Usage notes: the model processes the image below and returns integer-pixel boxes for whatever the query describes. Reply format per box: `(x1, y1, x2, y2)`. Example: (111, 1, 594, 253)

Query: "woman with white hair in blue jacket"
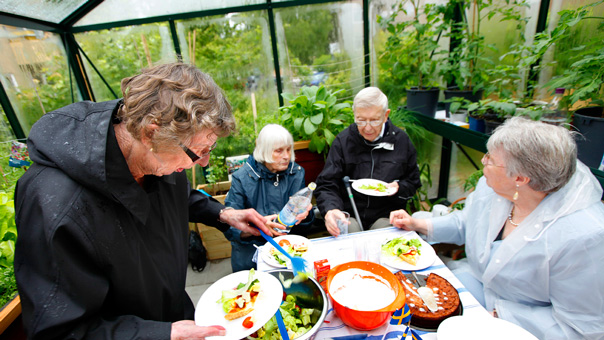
(391, 117, 604, 339)
(223, 124, 314, 272)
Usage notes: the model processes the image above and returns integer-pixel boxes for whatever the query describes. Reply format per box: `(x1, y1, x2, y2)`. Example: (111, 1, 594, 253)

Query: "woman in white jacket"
(390, 117, 604, 339)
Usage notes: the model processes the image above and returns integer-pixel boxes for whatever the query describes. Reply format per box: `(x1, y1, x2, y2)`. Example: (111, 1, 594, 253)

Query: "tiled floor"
(185, 257, 233, 305)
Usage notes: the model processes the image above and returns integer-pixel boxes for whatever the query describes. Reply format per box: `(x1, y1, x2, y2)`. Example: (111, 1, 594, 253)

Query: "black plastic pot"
(443, 87, 484, 116)
(573, 106, 604, 168)
(406, 87, 440, 118)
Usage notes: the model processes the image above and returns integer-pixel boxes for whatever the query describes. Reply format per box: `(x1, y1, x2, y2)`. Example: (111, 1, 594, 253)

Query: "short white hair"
(253, 124, 295, 164)
(353, 87, 388, 115)
(487, 117, 577, 193)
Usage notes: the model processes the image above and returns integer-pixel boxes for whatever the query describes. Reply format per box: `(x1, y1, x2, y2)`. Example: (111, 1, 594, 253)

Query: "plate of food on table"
(194, 269, 283, 340)
(380, 235, 436, 270)
(352, 178, 397, 196)
(394, 271, 462, 331)
(262, 234, 311, 268)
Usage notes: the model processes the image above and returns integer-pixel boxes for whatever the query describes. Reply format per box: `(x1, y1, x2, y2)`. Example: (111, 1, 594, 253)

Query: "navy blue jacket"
(224, 155, 314, 240)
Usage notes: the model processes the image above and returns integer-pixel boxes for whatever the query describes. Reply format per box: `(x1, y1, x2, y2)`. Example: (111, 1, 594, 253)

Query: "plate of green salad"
(352, 178, 397, 196)
(380, 235, 437, 270)
(262, 235, 311, 268)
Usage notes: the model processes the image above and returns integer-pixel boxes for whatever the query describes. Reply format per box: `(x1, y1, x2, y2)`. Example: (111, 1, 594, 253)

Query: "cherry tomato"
(279, 239, 291, 247)
(282, 291, 287, 301)
(242, 316, 254, 329)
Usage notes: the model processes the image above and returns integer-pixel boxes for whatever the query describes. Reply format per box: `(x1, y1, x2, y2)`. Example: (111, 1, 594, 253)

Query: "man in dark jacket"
(315, 87, 421, 236)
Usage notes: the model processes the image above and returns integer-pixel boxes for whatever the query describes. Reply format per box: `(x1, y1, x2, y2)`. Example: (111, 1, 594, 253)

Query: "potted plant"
(280, 85, 353, 157)
(379, 0, 444, 117)
(279, 85, 353, 183)
(481, 99, 517, 134)
(440, 0, 530, 112)
(538, 0, 604, 167)
(438, 0, 491, 109)
(447, 96, 472, 123)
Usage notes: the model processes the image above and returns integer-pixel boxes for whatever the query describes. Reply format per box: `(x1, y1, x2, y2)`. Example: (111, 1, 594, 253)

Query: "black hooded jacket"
(314, 119, 421, 228)
(14, 100, 228, 340)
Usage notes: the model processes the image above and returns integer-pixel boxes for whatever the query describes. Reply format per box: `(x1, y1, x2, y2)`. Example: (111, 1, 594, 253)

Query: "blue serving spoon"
(255, 227, 308, 277)
(275, 307, 290, 340)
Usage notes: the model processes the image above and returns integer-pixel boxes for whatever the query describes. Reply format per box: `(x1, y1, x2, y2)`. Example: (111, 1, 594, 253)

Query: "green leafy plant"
(0, 190, 16, 269)
(0, 188, 18, 307)
(204, 154, 228, 184)
(544, 0, 604, 108)
(406, 163, 446, 212)
(439, 0, 529, 96)
(447, 96, 473, 115)
(0, 266, 17, 307)
(378, 0, 444, 90)
(279, 85, 353, 156)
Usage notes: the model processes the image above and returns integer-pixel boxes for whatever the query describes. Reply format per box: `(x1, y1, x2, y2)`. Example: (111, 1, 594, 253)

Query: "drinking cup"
(337, 211, 350, 236)
(432, 204, 449, 217)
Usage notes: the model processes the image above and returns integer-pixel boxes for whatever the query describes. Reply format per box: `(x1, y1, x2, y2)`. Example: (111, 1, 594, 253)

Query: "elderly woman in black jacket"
(14, 63, 276, 340)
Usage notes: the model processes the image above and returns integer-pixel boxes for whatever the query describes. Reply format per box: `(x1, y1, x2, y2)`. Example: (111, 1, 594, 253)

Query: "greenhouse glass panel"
(371, 0, 450, 108)
(75, 0, 266, 27)
(75, 23, 177, 102)
(476, 0, 539, 101)
(0, 0, 86, 24)
(274, 1, 365, 103)
(0, 25, 80, 135)
(536, 0, 604, 100)
(175, 11, 279, 158)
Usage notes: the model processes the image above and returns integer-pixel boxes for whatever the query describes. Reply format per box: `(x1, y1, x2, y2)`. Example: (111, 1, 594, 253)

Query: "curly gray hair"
(487, 117, 577, 193)
(118, 63, 235, 152)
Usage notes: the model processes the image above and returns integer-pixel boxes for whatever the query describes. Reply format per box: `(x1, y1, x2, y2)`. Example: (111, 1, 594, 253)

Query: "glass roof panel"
(0, 0, 88, 24)
(75, 0, 266, 27)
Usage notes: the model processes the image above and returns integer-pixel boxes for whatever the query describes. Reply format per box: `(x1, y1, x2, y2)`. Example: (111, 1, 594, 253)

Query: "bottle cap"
(308, 182, 317, 190)
(555, 88, 565, 94)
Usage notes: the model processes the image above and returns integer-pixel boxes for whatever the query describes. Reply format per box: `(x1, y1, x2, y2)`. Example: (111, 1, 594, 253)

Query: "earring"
(513, 184, 519, 201)
(150, 148, 154, 152)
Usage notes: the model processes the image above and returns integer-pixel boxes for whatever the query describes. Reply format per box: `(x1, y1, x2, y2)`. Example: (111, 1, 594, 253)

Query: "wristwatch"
(218, 206, 234, 223)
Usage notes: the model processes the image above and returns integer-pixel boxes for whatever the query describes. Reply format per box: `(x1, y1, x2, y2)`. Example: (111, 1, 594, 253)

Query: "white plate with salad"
(194, 270, 283, 340)
(380, 236, 437, 271)
(352, 178, 397, 196)
(262, 235, 311, 268)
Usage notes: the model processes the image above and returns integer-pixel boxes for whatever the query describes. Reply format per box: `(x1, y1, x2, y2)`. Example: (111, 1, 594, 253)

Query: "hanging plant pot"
(443, 87, 484, 116)
(573, 106, 604, 168)
(406, 87, 440, 118)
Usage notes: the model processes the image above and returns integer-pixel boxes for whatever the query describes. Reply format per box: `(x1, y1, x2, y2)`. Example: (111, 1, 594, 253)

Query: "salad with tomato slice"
(270, 239, 308, 266)
(381, 237, 422, 265)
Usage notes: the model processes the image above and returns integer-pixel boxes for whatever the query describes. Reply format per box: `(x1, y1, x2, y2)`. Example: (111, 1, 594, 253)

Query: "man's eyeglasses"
(481, 152, 505, 168)
(180, 142, 217, 163)
(355, 119, 383, 127)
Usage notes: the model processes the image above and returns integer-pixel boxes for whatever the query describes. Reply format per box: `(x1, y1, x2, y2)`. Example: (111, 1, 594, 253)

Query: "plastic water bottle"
(275, 182, 316, 232)
(541, 88, 567, 125)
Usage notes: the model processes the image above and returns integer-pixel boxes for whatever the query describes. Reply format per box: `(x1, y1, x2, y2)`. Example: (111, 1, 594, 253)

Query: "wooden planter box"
(193, 182, 232, 260)
(0, 295, 22, 336)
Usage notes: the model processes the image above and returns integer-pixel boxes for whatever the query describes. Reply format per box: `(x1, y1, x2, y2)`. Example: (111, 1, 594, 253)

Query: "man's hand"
(219, 208, 273, 236)
(171, 321, 225, 340)
(387, 181, 399, 196)
(324, 209, 346, 236)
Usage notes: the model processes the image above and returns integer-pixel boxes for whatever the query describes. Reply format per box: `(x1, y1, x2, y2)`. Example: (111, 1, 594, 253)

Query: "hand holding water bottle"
(273, 182, 316, 233)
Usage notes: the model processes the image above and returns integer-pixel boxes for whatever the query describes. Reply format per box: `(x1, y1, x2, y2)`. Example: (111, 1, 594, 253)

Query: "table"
(256, 227, 490, 340)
